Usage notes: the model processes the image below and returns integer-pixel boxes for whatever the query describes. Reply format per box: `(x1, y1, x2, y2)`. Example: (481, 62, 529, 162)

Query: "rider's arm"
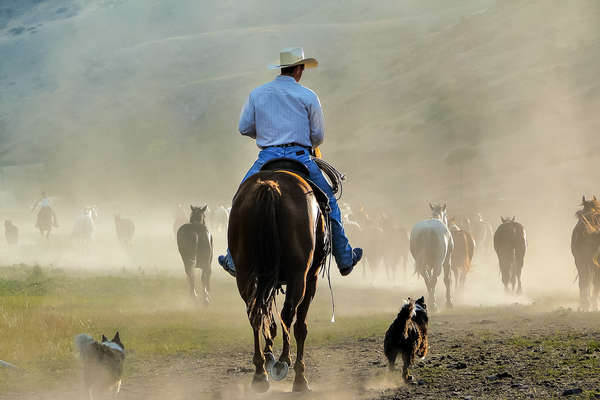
(238, 94, 256, 139)
(308, 94, 324, 147)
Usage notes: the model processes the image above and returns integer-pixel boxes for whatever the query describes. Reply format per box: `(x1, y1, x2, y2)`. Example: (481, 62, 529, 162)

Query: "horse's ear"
(101, 334, 108, 342)
(201, 205, 208, 213)
(512, 216, 516, 222)
(501, 217, 506, 223)
(594, 196, 598, 201)
(190, 205, 195, 212)
(429, 203, 434, 211)
(583, 195, 587, 204)
(112, 331, 120, 343)
(416, 296, 425, 305)
(442, 203, 447, 212)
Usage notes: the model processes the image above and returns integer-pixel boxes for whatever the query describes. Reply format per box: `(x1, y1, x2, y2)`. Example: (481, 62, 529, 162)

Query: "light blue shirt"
(238, 75, 325, 148)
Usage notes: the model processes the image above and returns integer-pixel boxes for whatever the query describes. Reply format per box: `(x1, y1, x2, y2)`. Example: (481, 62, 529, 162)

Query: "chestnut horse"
(228, 170, 327, 393)
(449, 219, 475, 290)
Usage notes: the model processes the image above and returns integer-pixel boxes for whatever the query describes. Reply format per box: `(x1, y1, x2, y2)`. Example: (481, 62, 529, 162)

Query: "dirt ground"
(3, 302, 599, 400)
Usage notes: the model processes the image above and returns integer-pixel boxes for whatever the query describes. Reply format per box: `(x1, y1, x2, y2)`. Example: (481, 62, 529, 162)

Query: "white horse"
(72, 207, 98, 243)
(410, 203, 454, 311)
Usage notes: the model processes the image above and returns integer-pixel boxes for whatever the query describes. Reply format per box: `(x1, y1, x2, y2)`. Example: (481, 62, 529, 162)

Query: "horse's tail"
(248, 179, 281, 339)
(176, 224, 197, 269)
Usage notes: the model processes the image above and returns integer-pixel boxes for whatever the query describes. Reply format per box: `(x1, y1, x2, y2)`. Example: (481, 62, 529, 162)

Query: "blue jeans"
(238, 146, 354, 268)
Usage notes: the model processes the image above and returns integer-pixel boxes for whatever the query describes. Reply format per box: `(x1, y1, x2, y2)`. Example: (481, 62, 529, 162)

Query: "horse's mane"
(576, 199, 600, 233)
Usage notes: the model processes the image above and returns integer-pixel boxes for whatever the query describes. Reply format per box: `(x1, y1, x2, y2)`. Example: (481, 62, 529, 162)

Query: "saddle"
(260, 158, 330, 215)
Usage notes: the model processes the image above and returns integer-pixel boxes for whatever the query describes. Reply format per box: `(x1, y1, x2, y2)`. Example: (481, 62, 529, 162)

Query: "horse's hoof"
(270, 360, 289, 381)
(251, 374, 269, 393)
(292, 377, 310, 392)
(264, 352, 275, 375)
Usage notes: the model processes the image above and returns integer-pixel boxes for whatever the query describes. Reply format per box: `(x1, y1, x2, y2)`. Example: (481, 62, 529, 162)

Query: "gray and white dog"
(75, 332, 125, 400)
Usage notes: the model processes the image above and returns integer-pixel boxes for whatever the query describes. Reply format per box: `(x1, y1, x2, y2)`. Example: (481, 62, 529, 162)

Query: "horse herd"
(4, 197, 597, 316)
(172, 195, 600, 319)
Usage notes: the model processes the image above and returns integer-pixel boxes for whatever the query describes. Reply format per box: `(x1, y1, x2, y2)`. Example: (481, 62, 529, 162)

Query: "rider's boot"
(218, 250, 236, 277)
(328, 204, 362, 276)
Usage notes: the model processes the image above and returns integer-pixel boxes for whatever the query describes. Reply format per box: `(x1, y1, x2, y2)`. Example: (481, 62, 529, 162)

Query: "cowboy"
(218, 47, 362, 276)
(32, 191, 58, 228)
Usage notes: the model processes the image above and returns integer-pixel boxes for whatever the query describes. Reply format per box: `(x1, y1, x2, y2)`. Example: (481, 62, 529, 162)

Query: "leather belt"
(270, 143, 312, 151)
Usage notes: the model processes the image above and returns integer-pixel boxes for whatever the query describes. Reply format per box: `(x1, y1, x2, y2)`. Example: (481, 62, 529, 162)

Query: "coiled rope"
(313, 158, 345, 200)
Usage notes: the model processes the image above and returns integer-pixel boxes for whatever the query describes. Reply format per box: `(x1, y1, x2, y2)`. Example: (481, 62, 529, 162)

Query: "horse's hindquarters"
(229, 171, 321, 393)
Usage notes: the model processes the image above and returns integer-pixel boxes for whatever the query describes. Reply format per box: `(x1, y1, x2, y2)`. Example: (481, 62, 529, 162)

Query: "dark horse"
(176, 205, 213, 304)
(36, 207, 54, 238)
(493, 217, 527, 293)
(228, 170, 327, 393)
(571, 196, 600, 311)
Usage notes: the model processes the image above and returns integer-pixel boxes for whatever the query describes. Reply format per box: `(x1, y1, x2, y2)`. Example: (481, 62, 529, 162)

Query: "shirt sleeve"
(308, 93, 324, 147)
(238, 94, 256, 138)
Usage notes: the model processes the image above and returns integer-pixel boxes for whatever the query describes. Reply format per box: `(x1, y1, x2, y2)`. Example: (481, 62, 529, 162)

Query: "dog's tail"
(74, 333, 95, 359)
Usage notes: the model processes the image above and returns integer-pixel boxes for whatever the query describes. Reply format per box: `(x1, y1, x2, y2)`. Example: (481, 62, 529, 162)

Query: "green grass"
(0, 265, 397, 393)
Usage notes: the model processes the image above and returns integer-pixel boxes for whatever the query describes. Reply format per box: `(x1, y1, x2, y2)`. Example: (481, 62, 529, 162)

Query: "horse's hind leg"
(592, 269, 600, 311)
(200, 266, 211, 304)
(442, 259, 453, 308)
(275, 277, 304, 382)
(576, 261, 591, 311)
(262, 320, 277, 373)
(516, 264, 523, 295)
(292, 274, 317, 392)
(184, 264, 197, 300)
(251, 326, 269, 393)
(420, 265, 437, 311)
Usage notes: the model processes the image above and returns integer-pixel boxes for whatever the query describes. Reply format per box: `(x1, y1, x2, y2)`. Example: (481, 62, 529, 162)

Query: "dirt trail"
(4, 303, 599, 400)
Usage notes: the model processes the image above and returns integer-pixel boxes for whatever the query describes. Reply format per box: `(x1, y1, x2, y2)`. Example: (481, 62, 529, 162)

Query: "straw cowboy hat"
(269, 47, 318, 69)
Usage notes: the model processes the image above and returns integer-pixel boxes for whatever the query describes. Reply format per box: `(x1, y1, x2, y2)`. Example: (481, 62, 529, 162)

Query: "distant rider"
(218, 47, 362, 277)
(32, 191, 58, 228)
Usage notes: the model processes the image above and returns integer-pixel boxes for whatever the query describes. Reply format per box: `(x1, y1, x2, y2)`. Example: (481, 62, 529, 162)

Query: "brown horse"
(572, 196, 600, 311)
(228, 170, 327, 393)
(493, 217, 527, 293)
(449, 219, 475, 290)
(36, 207, 54, 239)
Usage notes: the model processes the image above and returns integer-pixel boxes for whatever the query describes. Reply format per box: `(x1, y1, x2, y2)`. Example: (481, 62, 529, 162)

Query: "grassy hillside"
(0, 0, 598, 212)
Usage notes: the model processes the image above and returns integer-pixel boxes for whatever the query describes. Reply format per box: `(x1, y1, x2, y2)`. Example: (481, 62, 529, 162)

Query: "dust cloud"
(1, 0, 600, 374)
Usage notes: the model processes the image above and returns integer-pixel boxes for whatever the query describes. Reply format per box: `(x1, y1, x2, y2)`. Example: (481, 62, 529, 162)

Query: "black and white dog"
(75, 332, 125, 399)
(384, 296, 428, 383)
